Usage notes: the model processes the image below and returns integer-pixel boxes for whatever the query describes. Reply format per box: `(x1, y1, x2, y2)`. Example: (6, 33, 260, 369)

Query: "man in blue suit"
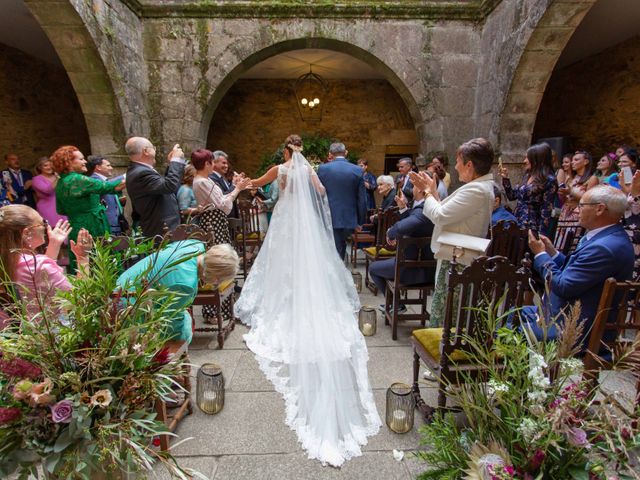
(87, 155, 125, 235)
(317, 142, 367, 260)
(370, 184, 436, 311)
(524, 185, 634, 345)
(2, 153, 35, 208)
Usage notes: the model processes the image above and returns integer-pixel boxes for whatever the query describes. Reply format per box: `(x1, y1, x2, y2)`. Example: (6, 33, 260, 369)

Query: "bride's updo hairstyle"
(284, 134, 303, 155)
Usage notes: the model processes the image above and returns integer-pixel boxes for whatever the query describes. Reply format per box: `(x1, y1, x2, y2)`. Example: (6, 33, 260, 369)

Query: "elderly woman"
(116, 240, 239, 343)
(31, 156, 67, 226)
(0, 204, 91, 315)
(376, 175, 397, 211)
(410, 138, 495, 326)
(52, 145, 125, 271)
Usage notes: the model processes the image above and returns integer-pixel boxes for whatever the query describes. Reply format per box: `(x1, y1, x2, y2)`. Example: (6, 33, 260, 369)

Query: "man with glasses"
(524, 185, 634, 346)
(125, 137, 185, 238)
(395, 157, 414, 206)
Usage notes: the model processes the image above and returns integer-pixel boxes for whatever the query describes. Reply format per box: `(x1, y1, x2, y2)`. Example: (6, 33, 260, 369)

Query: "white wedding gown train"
(235, 154, 381, 467)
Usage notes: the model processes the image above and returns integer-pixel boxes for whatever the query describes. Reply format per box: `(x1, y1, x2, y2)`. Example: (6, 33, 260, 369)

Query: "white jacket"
(422, 173, 495, 256)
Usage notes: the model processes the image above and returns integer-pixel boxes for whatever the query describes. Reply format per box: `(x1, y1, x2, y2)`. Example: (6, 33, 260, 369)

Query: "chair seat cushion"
(412, 328, 469, 362)
(200, 278, 234, 292)
(236, 232, 265, 240)
(363, 246, 395, 256)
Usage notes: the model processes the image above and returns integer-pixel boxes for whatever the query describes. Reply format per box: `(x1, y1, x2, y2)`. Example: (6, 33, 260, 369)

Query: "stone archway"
(22, 0, 127, 158)
(200, 37, 425, 152)
(497, 0, 597, 161)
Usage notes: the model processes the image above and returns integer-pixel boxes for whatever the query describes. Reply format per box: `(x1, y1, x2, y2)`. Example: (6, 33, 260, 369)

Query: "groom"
(318, 142, 367, 260)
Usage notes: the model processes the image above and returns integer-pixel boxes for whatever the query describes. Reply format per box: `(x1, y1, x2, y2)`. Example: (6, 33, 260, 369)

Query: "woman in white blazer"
(410, 138, 495, 326)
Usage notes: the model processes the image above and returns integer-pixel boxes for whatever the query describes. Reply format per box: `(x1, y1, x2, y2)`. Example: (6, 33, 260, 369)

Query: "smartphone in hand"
(622, 166, 633, 185)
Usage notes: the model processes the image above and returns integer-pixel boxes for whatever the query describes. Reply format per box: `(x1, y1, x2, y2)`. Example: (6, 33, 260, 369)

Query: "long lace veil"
(235, 148, 380, 466)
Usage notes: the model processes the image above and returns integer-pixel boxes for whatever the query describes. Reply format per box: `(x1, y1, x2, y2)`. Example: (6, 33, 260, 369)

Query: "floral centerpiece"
(0, 238, 202, 479)
(417, 299, 640, 480)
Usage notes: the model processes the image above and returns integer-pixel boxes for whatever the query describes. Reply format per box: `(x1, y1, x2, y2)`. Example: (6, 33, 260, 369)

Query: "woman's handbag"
(435, 231, 491, 266)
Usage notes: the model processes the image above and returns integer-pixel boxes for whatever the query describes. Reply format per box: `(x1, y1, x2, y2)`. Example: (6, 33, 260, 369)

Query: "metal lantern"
(351, 270, 363, 293)
(358, 306, 377, 336)
(386, 382, 414, 433)
(196, 363, 224, 414)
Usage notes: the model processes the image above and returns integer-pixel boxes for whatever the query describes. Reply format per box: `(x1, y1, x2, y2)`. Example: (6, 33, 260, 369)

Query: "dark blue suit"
(369, 202, 436, 294)
(2, 168, 35, 207)
(491, 206, 517, 226)
(91, 173, 122, 234)
(363, 171, 377, 210)
(522, 223, 634, 345)
(396, 175, 414, 206)
(317, 157, 367, 259)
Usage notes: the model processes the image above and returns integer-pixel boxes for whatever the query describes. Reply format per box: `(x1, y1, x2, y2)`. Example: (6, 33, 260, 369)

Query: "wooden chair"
(237, 202, 264, 277)
(350, 209, 377, 267)
(166, 224, 236, 348)
(364, 207, 400, 294)
(383, 236, 437, 340)
(553, 219, 585, 256)
(486, 220, 528, 267)
(411, 255, 531, 421)
(583, 278, 640, 409)
(154, 339, 193, 452)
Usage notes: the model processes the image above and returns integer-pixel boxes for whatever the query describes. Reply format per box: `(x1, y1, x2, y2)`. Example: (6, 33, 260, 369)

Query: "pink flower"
(0, 356, 41, 379)
(12, 379, 34, 400)
(29, 378, 55, 406)
(567, 427, 589, 447)
(50, 399, 73, 423)
(0, 407, 22, 425)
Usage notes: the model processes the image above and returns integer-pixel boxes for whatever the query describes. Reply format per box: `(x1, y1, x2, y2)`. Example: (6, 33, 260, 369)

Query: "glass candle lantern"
(351, 271, 363, 293)
(386, 382, 414, 433)
(197, 363, 224, 414)
(358, 306, 377, 336)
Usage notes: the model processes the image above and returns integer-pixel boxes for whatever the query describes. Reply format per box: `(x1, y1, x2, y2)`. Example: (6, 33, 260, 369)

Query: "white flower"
(559, 358, 583, 376)
(529, 352, 547, 369)
(132, 343, 143, 354)
(392, 449, 404, 462)
(527, 389, 548, 404)
(517, 418, 539, 443)
(528, 367, 550, 390)
(487, 380, 509, 395)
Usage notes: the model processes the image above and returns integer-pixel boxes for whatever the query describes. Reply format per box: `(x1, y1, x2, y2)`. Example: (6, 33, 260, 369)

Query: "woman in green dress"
(51, 145, 125, 271)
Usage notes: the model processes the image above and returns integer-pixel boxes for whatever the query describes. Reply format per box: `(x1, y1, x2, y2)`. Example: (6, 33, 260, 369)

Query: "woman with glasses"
(51, 146, 125, 272)
(0, 204, 92, 315)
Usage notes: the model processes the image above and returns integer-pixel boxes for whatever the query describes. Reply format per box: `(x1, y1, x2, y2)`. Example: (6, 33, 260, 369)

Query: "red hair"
(190, 149, 213, 170)
(50, 146, 79, 174)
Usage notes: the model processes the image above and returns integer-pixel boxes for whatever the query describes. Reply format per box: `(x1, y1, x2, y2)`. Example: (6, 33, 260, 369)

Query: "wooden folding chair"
(236, 202, 264, 278)
(553, 219, 585, 256)
(350, 209, 377, 267)
(411, 255, 531, 421)
(583, 278, 640, 409)
(486, 220, 528, 267)
(383, 236, 437, 340)
(364, 207, 400, 294)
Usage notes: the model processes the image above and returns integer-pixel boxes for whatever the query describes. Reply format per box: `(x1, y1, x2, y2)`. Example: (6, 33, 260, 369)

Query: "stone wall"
(0, 42, 89, 166)
(533, 35, 640, 154)
(207, 79, 417, 176)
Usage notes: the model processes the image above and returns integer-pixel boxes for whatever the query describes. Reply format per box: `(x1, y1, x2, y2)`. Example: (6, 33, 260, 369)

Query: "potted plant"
(0, 238, 203, 479)
(416, 298, 640, 479)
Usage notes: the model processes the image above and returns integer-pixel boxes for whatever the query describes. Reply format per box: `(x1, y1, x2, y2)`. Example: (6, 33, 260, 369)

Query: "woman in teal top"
(116, 240, 239, 343)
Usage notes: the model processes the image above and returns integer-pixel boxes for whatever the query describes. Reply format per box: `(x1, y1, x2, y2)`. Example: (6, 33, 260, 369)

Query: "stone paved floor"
(155, 259, 436, 480)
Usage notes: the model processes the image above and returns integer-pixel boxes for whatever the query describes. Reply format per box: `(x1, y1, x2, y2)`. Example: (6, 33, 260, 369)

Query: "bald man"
(125, 137, 185, 237)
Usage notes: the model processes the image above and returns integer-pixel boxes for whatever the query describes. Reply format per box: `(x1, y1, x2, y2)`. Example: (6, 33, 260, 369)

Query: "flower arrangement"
(0, 238, 202, 479)
(416, 298, 640, 480)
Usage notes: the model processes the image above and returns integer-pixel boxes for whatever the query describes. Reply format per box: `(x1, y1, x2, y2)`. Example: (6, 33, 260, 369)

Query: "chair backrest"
(440, 255, 532, 364)
(238, 202, 263, 244)
(487, 220, 528, 267)
(166, 224, 212, 245)
(393, 236, 437, 281)
(373, 207, 400, 252)
(584, 278, 640, 371)
(553, 220, 585, 256)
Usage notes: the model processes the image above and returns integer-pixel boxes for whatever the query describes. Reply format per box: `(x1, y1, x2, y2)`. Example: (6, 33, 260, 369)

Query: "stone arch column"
(497, 0, 597, 161)
(200, 37, 424, 146)
(23, 0, 128, 157)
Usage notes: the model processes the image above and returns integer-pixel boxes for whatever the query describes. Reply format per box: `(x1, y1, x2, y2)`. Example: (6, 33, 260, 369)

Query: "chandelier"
(294, 65, 327, 122)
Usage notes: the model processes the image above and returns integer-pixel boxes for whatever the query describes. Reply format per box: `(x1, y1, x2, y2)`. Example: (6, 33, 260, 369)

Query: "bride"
(235, 134, 381, 467)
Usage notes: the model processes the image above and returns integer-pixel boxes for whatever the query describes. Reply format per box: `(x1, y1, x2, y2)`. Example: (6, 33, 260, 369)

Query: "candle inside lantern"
(203, 391, 218, 402)
(389, 409, 407, 432)
(362, 323, 374, 336)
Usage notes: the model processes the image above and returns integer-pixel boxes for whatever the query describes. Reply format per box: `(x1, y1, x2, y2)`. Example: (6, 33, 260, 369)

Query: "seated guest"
(116, 240, 239, 343)
(524, 185, 634, 343)
(491, 185, 517, 226)
(375, 175, 396, 213)
(370, 184, 436, 312)
(0, 204, 91, 315)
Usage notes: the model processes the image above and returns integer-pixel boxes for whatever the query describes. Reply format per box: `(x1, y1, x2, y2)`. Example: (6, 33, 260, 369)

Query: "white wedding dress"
(235, 151, 381, 467)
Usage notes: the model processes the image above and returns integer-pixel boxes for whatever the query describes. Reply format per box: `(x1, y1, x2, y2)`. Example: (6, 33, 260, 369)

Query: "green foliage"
(416, 295, 640, 479)
(254, 133, 361, 176)
(0, 238, 202, 479)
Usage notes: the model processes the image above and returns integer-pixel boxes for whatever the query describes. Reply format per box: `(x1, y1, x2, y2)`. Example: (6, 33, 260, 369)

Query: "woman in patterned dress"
(191, 149, 251, 322)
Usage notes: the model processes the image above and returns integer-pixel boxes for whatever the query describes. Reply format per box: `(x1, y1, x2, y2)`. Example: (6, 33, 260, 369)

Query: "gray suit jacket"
(126, 160, 184, 238)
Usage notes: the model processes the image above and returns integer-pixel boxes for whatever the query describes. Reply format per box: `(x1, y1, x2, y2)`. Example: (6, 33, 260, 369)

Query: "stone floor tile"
(367, 346, 415, 389)
(212, 451, 413, 480)
(227, 350, 275, 392)
(152, 456, 218, 480)
(186, 348, 244, 388)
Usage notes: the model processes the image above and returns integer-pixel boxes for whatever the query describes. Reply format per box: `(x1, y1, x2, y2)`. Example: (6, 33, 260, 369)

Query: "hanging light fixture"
(295, 65, 326, 122)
